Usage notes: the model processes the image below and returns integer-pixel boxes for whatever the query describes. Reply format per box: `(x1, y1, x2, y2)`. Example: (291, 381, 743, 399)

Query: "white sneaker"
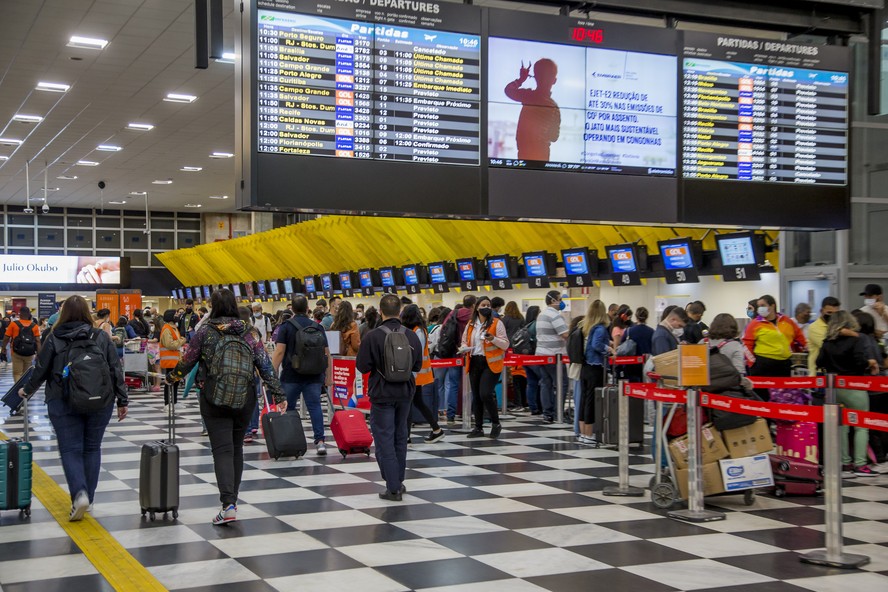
(316, 441, 327, 456)
(69, 490, 89, 522)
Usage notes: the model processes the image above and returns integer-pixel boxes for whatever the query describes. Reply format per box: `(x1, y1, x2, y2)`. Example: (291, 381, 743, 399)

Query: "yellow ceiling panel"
(156, 215, 778, 286)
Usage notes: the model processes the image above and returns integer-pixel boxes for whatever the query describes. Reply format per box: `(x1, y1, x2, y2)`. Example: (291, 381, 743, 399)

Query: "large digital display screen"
(522, 253, 548, 277)
(429, 263, 447, 284)
(338, 272, 352, 291)
(717, 235, 757, 266)
(682, 33, 847, 186)
(231, 284, 241, 299)
(359, 270, 374, 289)
(0, 255, 128, 286)
(304, 276, 316, 293)
(244, 282, 255, 299)
(403, 266, 419, 286)
(456, 259, 476, 282)
(283, 279, 294, 294)
(608, 247, 637, 273)
(380, 268, 395, 287)
(185, 287, 194, 300)
(660, 241, 694, 270)
(269, 280, 280, 295)
(202, 286, 212, 299)
(488, 36, 676, 175)
(256, 281, 267, 297)
(562, 249, 590, 275)
(487, 257, 510, 280)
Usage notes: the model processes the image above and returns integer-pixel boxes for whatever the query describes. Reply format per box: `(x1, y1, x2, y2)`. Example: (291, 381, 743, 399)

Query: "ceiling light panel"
(12, 114, 43, 123)
(126, 122, 154, 131)
(36, 82, 70, 92)
(96, 144, 122, 151)
(76, 160, 99, 166)
(68, 36, 109, 50)
(209, 152, 233, 158)
(164, 93, 197, 103)
(180, 166, 202, 172)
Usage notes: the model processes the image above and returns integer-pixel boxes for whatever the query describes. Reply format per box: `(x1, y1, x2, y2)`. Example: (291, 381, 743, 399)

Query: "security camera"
(23, 207, 34, 214)
(42, 203, 50, 214)
(98, 180, 106, 189)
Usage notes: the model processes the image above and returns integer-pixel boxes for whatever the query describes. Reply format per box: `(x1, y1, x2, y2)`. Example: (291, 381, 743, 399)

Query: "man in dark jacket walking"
(356, 294, 422, 501)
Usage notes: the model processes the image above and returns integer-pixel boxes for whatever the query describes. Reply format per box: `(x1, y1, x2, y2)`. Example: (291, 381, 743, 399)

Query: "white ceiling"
(0, 0, 789, 215)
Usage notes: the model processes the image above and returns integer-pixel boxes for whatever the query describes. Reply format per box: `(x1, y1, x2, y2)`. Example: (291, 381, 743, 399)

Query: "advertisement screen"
(0, 255, 126, 285)
(269, 281, 280, 295)
(339, 272, 352, 291)
(359, 270, 373, 289)
(380, 268, 395, 287)
(718, 236, 756, 266)
(185, 287, 193, 299)
(562, 250, 589, 275)
(660, 242, 694, 270)
(457, 259, 476, 282)
(609, 247, 637, 273)
(403, 266, 418, 286)
(304, 276, 316, 293)
(244, 282, 255, 299)
(283, 279, 294, 294)
(176, 289, 184, 299)
(232, 284, 242, 299)
(202, 286, 212, 299)
(257, 281, 267, 297)
(487, 257, 510, 280)
(429, 263, 447, 284)
(320, 274, 333, 291)
(488, 38, 677, 176)
(523, 253, 547, 277)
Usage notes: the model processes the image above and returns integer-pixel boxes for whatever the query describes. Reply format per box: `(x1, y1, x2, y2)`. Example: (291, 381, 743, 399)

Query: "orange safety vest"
(415, 328, 434, 386)
(159, 324, 182, 369)
(465, 317, 505, 373)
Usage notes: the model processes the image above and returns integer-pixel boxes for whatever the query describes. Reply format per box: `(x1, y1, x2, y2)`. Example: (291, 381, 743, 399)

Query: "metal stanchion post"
(604, 380, 644, 497)
(555, 354, 564, 425)
(668, 388, 725, 522)
(801, 374, 870, 568)
(501, 366, 509, 415)
(462, 368, 472, 431)
(654, 400, 663, 486)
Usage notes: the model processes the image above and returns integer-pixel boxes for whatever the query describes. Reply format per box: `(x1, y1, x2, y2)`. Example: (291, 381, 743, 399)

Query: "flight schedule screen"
(255, 1, 481, 165)
(682, 32, 848, 185)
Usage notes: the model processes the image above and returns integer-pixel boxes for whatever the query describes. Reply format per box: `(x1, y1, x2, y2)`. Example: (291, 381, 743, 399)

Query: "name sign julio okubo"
(0, 256, 122, 285)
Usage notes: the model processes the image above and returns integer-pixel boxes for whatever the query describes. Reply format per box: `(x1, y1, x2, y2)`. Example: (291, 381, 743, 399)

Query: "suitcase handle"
(165, 381, 177, 443)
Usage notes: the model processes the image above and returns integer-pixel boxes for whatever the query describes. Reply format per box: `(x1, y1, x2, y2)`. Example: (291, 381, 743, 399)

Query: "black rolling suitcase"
(262, 409, 308, 460)
(593, 360, 644, 447)
(2, 367, 35, 415)
(139, 383, 179, 521)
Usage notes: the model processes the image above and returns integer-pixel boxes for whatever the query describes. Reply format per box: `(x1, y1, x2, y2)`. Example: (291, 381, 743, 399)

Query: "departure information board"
(682, 32, 848, 185)
(255, 0, 481, 165)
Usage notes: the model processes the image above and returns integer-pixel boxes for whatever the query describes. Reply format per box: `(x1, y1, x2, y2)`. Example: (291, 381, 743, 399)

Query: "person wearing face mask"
(860, 284, 888, 339)
(462, 296, 509, 438)
(179, 299, 198, 342)
(742, 294, 807, 400)
(806, 296, 841, 376)
(745, 300, 758, 321)
(534, 290, 570, 424)
(251, 303, 272, 343)
(652, 307, 689, 356)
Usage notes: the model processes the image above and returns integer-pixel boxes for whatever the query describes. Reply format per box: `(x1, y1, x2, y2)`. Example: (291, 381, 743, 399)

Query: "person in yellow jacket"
(159, 309, 187, 412)
(401, 305, 445, 444)
(462, 296, 510, 439)
(742, 295, 807, 400)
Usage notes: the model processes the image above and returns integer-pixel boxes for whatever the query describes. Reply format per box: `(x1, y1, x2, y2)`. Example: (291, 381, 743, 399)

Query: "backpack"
(288, 318, 327, 375)
(705, 347, 743, 393)
(616, 327, 637, 356)
(435, 315, 460, 359)
(204, 326, 255, 409)
(511, 321, 536, 355)
(112, 326, 127, 347)
(12, 321, 37, 356)
(427, 324, 442, 357)
(566, 325, 585, 364)
(62, 329, 114, 413)
(709, 389, 761, 431)
(379, 325, 414, 382)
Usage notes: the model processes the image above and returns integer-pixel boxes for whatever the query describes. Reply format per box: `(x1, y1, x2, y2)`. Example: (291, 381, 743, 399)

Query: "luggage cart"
(124, 340, 149, 390)
(647, 374, 756, 510)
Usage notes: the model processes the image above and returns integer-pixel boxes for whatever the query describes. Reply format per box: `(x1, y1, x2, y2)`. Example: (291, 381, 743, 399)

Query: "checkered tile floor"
(1, 365, 888, 592)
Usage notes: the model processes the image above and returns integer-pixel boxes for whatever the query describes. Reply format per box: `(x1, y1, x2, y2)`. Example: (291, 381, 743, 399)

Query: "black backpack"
(709, 388, 761, 431)
(289, 318, 327, 375)
(379, 325, 414, 382)
(435, 314, 460, 359)
(566, 325, 585, 364)
(12, 321, 37, 356)
(511, 321, 537, 355)
(62, 330, 114, 413)
(706, 346, 743, 393)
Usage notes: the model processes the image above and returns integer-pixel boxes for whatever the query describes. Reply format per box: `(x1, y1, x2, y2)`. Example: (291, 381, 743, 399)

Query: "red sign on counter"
(331, 357, 370, 411)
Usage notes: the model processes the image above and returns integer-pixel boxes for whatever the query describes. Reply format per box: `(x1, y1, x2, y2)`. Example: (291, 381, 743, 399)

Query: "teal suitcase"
(0, 395, 33, 517)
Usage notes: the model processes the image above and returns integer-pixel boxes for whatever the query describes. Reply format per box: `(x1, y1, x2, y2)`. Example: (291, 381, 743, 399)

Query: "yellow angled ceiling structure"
(157, 215, 779, 286)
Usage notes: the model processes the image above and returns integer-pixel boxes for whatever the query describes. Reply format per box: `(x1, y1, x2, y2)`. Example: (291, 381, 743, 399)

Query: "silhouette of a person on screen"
(504, 58, 561, 162)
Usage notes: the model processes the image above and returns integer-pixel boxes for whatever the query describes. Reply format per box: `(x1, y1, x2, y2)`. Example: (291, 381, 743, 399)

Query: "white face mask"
(864, 298, 876, 307)
(672, 328, 684, 338)
(254, 312, 262, 318)
(757, 306, 770, 317)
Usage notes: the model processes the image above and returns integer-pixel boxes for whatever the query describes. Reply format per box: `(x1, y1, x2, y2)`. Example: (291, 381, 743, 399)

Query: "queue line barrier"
(621, 374, 874, 569)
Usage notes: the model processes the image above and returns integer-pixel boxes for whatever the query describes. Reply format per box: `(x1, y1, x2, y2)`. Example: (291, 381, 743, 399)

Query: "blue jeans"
(443, 366, 461, 420)
(47, 398, 114, 504)
(282, 380, 325, 444)
(370, 399, 411, 494)
(572, 379, 581, 436)
(526, 366, 540, 413)
(433, 367, 447, 412)
(248, 376, 263, 432)
(539, 363, 561, 419)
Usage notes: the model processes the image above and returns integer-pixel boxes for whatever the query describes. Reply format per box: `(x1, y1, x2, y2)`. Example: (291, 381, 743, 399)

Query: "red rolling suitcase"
(769, 454, 822, 497)
(330, 409, 373, 458)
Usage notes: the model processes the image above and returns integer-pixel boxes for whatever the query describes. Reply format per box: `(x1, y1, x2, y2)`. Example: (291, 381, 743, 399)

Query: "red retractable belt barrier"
(624, 382, 687, 404)
(504, 354, 557, 366)
(842, 409, 888, 432)
(559, 355, 645, 365)
(835, 375, 888, 392)
(430, 358, 464, 368)
(746, 376, 826, 389)
(699, 392, 824, 423)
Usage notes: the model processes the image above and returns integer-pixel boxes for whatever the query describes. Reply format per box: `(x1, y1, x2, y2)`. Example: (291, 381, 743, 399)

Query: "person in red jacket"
(742, 294, 807, 400)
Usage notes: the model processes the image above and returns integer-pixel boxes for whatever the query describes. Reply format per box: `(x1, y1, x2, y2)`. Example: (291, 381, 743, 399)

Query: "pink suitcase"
(330, 410, 373, 458)
(775, 421, 819, 464)
(770, 454, 822, 497)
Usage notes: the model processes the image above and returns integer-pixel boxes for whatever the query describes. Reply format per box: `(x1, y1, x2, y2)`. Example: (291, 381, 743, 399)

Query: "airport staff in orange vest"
(462, 296, 510, 439)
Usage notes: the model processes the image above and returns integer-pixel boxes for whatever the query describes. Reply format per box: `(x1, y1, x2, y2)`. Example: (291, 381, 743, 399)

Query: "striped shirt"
(535, 307, 568, 355)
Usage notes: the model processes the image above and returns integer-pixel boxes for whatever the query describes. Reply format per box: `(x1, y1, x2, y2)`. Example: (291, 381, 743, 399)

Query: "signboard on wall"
(38, 293, 56, 319)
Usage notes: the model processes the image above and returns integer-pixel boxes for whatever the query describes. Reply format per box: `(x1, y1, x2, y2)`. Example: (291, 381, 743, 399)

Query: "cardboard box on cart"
(651, 350, 678, 386)
(675, 462, 726, 499)
(668, 423, 730, 470)
(719, 454, 774, 491)
(722, 418, 773, 458)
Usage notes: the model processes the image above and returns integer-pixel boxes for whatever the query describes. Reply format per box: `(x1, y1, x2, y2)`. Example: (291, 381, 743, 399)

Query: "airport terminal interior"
(1, 0, 888, 591)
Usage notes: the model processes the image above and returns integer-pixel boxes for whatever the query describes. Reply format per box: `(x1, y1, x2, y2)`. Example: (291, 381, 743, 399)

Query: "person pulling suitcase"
(168, 288, 286, 525)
